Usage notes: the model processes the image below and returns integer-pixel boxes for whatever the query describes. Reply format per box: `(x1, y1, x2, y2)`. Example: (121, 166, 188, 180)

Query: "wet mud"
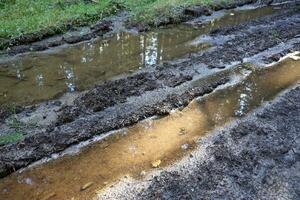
(0, 0, 273, 55)
(0, 3, 282, 106)
(0, 57, 299, 200)
(0, 25, 209, 106)
(0, 1, 300, 180)
(57, 5, 300, 124)
(99, 83, 300, 200)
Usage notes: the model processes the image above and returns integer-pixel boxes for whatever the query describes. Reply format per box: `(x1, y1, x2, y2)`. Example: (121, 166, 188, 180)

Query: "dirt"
(0, 57, 298, 200)
(0, 1, 300, 179)
(0, 0, 279, 56)
(0, 5, 279, 106)
(98, 84, 300, 200)
(57, 5, 300, 124)
(0, 19, 113, 55)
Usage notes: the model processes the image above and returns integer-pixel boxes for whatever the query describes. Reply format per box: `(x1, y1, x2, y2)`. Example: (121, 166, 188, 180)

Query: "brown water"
(0, 58, 299, 200)
(0, 5, 277, 105)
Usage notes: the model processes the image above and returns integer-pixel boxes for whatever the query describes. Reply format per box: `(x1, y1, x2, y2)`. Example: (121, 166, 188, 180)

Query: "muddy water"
(0, 5, 278, 105)
(0, 58, 299, 200)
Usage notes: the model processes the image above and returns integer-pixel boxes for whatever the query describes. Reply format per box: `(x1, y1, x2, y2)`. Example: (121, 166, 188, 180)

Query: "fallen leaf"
(81, 182, 94, 191)
(42, 193, 56, 200)
(151, 160, 161, 168)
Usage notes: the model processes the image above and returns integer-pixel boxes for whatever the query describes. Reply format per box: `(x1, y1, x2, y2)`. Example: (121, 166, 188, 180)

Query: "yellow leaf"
(151, 160, 161, 168)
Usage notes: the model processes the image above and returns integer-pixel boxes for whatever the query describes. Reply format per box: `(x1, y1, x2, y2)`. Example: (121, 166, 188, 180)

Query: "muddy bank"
(98, 84, 300, 200)
(0, 2, 300, 178)
(57, 6, 300, 124)
(0, 4, 282, 106)
(0, 74, 229, 178)
(0, 55, 299, 200)
(0, 0, 287, 56)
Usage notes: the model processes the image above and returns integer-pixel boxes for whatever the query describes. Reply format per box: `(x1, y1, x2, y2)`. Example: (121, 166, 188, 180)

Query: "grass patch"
(0, 132, 24, 145)
(7, 115, 23, 129)
(122, 0, 214, 24)
(0, 0, 121, 39)
(0, 112, 25, 145)
(0, 0, 219, 41)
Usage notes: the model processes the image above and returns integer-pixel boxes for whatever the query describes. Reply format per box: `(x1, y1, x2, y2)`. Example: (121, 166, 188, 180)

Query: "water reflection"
(235, 82, 255, 116)
(0, 58, 299, 200)
(0, 5, 278, 105)
(0, 25, 208, 105)
(61, 65, 76, 92)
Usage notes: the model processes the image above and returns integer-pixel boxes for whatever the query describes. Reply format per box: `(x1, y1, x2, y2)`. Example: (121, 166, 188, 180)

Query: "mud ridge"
(58, 7, 300, 124)
(0, 1, 300, 178)
(0, 0, 280, 56)
(0, 74, 229, 178)
(98, 85, 300, 200)
(190, 8, 300, 68)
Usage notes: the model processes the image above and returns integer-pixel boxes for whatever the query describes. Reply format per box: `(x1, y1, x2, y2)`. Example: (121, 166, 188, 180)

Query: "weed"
(0, 131, 24, 145)
(0, 0, 215, 42)
(271, 30, 282, 43)
(7, 115, 23, 130)
(0, 107, 25, 145)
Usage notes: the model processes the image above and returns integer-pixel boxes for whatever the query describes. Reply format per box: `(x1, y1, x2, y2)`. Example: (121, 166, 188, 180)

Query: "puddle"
(0, 57, 299, 200)
(0, 5, 279, 106)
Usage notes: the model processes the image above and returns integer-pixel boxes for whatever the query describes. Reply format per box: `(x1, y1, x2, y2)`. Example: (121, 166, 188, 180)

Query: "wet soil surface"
(0, 57, 299, 200)
(0, 0, 269, 55)
(0, 2, 300, 178)
(99, 84, 300, 200)
(0, 4, 280, 106)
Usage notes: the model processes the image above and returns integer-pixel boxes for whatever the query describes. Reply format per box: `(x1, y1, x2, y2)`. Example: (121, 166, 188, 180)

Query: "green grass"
(0, 112, 25, 145)
(0, 0, 120, 39)
(0, 0, 218, 41)
(0, 132, 24, 145)
(123, 0, 213, 24)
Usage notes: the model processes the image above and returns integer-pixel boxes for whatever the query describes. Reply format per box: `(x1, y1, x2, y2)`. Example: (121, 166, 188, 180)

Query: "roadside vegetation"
(0, 0, 214, 41)
(0, 131, 24, 145)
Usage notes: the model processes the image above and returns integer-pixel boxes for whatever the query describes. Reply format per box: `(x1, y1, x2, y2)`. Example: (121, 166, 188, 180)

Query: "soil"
(0, 1, 300, 178)
(98, 84, 300, 200)
(0, 0, 279, 56)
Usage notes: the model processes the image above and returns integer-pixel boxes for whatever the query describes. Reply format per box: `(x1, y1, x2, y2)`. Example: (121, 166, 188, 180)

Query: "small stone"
(151, 160, 161, 168)
(140, 171, 146, 176)
(181, 143, 189, 150)
(53, 101, 62, 106)
(81, 182, 94, 191)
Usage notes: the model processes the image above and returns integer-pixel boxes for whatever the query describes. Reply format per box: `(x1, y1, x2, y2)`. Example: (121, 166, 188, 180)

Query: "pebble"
(140, 171, 146, 176)
(181, 143, 189, 150)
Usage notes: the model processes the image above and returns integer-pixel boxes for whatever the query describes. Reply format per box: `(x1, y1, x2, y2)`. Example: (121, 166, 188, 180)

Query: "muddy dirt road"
(0, 1, 300, 200)
(99, 82, 300, 200)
